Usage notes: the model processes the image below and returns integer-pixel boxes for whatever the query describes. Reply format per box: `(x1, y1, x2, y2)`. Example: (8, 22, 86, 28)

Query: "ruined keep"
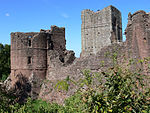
(81, 5, 122, 56)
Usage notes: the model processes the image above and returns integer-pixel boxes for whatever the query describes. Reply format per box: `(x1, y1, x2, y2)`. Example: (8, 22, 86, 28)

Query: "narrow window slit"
(28, 39, 31, 47)
(28, 57, 32, 64)
(28, 36, 32, 47)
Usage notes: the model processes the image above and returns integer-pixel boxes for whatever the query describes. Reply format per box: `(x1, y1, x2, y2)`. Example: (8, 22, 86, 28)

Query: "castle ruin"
(4, 5, 150, 104)
(81, 5, 122, 56)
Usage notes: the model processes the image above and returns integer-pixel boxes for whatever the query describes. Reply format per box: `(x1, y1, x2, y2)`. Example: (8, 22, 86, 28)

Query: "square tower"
(81, 5, 122, 57)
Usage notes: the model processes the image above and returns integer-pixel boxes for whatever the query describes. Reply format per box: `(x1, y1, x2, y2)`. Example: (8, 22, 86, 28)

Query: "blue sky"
(0, 0, 150, 57)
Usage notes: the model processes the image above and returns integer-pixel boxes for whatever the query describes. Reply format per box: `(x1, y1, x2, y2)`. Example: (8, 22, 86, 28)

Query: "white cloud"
(5, 13, 10, 17)
(61, 13, 69, 19)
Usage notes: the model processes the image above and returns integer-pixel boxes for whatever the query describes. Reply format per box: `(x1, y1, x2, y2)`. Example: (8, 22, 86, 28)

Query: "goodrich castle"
(10, 6, 123, 79)
(6, 5, 150, 103)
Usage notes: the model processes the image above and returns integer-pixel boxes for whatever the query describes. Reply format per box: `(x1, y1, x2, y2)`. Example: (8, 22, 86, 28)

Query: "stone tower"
(125, 10, 150, 60)
(11, 32, 47, 80)
(10, 25, 66, 83)
(81, 5, 122, 57)
(9, 25, 76, 100)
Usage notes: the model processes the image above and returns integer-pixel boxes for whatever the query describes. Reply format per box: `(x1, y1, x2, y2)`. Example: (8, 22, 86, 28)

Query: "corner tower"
(81, 5, 122, 57)
(10, 26, 66, 82)
(11, 32, 47, 80)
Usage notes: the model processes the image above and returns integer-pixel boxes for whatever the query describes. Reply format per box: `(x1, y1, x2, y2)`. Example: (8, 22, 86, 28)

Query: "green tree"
(0, 43, 10, 81)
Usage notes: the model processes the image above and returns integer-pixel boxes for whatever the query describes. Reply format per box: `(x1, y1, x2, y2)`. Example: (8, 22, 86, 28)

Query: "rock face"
(5, 6, 150, 104)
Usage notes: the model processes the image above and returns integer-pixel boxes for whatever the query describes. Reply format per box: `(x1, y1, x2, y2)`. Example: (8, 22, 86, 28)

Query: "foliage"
(0, 43, 10, 81)
(81, 66, 150, 113)
(0, 55, 150, 112)
(64, 92, 87, 113)
(55, 77, 70, 91)
(0, 85, 16, 113)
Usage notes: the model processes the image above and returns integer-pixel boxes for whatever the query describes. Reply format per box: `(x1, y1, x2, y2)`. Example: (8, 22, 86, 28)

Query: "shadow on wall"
(12, 73, 31, 104)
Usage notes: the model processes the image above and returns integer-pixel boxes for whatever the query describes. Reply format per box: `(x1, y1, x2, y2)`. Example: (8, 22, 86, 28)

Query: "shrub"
(0, 56, 150, 113)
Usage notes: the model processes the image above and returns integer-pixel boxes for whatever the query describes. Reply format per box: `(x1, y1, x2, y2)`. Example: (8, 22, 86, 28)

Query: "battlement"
(11, 32, 39, 34)
(127, 10, 150, 28)
(128, 10, 149, 21)
(40, 26, 65, 36)
(51, 25, 65, 30)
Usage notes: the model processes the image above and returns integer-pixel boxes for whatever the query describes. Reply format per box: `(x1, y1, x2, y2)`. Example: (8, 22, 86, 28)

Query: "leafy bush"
(80, 66, 150, 113)
(0, 85, 16, 113)
(0, 55, 150, 112)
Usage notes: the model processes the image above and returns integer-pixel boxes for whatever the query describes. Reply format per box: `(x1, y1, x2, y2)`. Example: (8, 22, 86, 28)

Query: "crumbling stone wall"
(10, 32, 48, 98)
(81, 5, 122, 57)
